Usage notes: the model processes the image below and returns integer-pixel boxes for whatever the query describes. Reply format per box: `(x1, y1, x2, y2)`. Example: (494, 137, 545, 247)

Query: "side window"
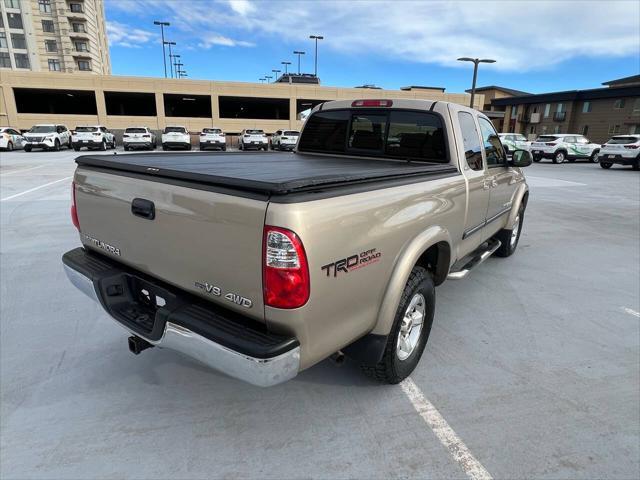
(478, 117, 506, 167)
(576, 136, 588, 144)
(564, 136, 576, 143)
(298, 110, 349, 153)
(348, 114, 386, 151)
(385, 111, 447, 162)
(458, 111, 483, 171)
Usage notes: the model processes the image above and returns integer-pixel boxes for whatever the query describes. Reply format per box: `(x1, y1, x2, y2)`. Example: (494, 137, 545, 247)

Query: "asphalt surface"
(1, 147, 639, 479)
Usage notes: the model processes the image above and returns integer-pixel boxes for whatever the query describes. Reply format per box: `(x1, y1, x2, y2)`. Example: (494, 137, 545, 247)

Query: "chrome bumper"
(63, 264, 300, 387)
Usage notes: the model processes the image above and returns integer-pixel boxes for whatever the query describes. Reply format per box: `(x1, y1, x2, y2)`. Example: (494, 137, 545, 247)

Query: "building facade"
(489, 75, 640, 144)
(0, 0, 110, 74)
(0, 70, 483, 134)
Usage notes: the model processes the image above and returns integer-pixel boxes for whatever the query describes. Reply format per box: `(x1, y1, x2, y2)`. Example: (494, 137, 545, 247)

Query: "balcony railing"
(553, 111, 566, 122)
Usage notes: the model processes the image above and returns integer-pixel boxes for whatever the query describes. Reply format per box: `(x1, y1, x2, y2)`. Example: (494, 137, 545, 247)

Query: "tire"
(239, 143, 243, 151)
(162, 144, 168, 151)
(186, 144, 192, 151)
(53, 139, 61, 152)
(7, 141, 13, 152)
(124, 146, 129, 152)
(600, 162, 612, 169)
(100, 140, 107, 151)
(360, 266, 435, 384)
(222, 146, 226, 151)
(533, 157, 541, 163)
(632, 161, 639, 171)
(553, 151, 566, 164)
(494, 204, 525, 257)
(590, 150, 600, 163)
(73, 146, 81, 152)
(24, 145, 32, 152)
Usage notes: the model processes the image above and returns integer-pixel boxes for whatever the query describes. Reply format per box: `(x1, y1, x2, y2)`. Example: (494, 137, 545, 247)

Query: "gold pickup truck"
(62, 99, 531, 386)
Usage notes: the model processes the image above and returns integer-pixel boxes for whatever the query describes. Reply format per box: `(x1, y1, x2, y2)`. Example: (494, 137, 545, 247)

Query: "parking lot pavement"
(1, 149, 638, 479)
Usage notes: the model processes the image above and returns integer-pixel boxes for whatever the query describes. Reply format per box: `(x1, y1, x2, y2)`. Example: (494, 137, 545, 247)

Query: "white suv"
(498, 133, 531, 154)
(23, 124, 72, 152)
(72, 126, 116, 151)
(239, 129, 268, 151)
(530, 134, 600, 164)
(0, 127, 26, 151)
(271, 130, 300, 151)
(598, 134, 640, 170)
(199, 128, 227, 151)
(123, 127, 157, 151)
(162, 126, 191, 150)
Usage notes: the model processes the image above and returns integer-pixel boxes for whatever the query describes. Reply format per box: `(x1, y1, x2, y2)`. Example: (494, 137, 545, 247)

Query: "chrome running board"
(447, 239, 502, 280)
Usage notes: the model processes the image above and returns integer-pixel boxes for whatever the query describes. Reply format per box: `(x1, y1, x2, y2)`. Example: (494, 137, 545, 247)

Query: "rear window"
(246, 129, 264, 134)
(203, 128, 222, 134)
(75, 126, 98, 132)
(607, 136, 639, 144)
(164, 127, 186, 134)
(125, 128, 147, 134)
(536, 135, 558, 142)
(30, 125, 56, 133)
(283, 131, 299, 136)
(298, 109, 447, 162)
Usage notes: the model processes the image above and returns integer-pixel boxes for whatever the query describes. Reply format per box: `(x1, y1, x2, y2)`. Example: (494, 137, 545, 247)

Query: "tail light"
(71, 181, 80, 230)
(143, 134, 150, 138)
(123, 134, 130, 138)
(352, 99, 393, 107)
(263, 226, 309, 309)
(93, 132, 101, 136)
(624, 144, 639, 149)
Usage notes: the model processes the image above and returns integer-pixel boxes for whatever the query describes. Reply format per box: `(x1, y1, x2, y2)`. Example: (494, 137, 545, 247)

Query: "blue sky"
(106, 0, 640, 94)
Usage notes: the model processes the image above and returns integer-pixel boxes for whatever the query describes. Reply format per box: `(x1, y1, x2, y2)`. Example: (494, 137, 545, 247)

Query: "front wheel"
(590, 151, 600, 163)
(73, 146, 81, 152)
(53, 139, 61, 152)
(100, 140, 107, 151)
(494, 204, 525, 257)
(553, 151, 565, 164)
(24, 145, 32, 152)
(360, 266, 435, 384)
(600, 162, 612, 169)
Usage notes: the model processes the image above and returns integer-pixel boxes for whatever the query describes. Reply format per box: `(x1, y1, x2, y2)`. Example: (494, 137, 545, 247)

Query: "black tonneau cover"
(75, 152, 457, 195)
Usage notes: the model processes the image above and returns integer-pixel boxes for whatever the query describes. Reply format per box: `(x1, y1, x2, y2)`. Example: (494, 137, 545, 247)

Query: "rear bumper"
(62, 247, 300, 386)
(162, 141, 190, 148)
(278, 144, 296, 151)
(598, 153, 638, 165)
(124, 141, 153, 149)
(242, 142, 267, 149)
(73, 140, 102, 148)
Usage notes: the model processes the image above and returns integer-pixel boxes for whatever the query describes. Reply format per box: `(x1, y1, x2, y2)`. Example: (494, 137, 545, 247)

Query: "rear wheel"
(73, 146, 81, 152)
(6, 141, 13, 152)
(590, 150, 600, 163)
(553, 151, 566, 164)
(633, 161, 639, 171)
(100, 139, 107, 151)
(162, 144, 168, 151)
(600, 162, 612, 169)
(533, 156, 541, 163)
(53, 139, 61, 152)
(360, 266, 434, 384)
(494, 204, 525, 257)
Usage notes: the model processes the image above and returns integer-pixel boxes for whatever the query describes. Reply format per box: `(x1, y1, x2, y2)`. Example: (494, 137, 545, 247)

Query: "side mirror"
(510, 149, 532, 167)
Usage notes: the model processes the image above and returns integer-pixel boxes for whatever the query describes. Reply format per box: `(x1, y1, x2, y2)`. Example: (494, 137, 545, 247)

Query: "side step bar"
(447, 239, 501, 280)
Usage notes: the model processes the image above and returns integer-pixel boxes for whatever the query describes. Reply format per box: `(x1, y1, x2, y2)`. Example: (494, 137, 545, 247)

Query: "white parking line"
(622, 307, 640, 318)
(401, 377, 492, 480)
(0, 165, 45, 177)
(0, 176, 72, 202)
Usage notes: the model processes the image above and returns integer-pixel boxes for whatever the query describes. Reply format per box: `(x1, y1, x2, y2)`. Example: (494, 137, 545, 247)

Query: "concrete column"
(154, 92, 164, 130)
(289, 98, 297, 129)
(211, 94, 220, 127)
(95, 89, 107, 124)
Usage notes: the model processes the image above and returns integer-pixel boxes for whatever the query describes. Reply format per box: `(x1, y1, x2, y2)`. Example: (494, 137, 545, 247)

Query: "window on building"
(69, 2, 83, 13)
(544, 103, 551, 117)
(478, 117, 506, 167)
(77, 59, 91, 71)
(72, 22, 86, 33)
(542, 125, 548, 134)
(38, 0, 52, 13)
(48, 59, 61, 71)
(5, 0, 20, 9)
(0, 32, 7, 49)
(582, 125, 589, 136)
(0, 52, 11, 68)
(556, 103, 564, 113)
(11, 33, 26, 50)
(613, 99, 625, 109)
(74, 41, 88, 52)
(632, 98, 640, 116)
(14, 53, 30, 69)
(511, 105, 518, 118)
(529, 126, 536, 135)
(7, 13, 23, 29)
(582, 101, 591, 113)
(554, 125, 561, 134)
(44, 40, 57, 52)
(42, 19, 55, 32)
(0, 14, 3, 28)
(532, 106, 538, 113)
(458, 111, 483, 171)
(608, 124, 621, 135)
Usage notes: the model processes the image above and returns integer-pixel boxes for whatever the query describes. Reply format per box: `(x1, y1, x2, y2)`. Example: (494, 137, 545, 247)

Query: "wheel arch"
(506, 183, 529, 226)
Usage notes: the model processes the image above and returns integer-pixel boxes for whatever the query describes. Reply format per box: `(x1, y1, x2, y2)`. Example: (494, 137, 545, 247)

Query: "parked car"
(162, 126, 191, 151)
(598, 134, 640, 170)
(498, 133, 531, 154)
(72, 126, 116, 151)
(63, 99, 532, 387)
(239, 129, 268, 151)
(199, 128, 226, 151)
(530, 134, 600, 164)
(0, 127, 26, 151)
(271, 130, 300, 151)
(23, 124, 71, 152)
(123, 127, 156, 151)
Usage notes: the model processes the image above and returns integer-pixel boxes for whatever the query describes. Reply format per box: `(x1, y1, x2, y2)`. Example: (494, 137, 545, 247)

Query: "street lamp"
(259, 77, 266, 83)
(265, 75, 273, 83)
(153, 21, 170, 78)
(457, 57, 496, 108)
(170, 54, 180, 78)
(164, 41, 176, 78)
(309, 35, 323, 77)
(293, 51, 305, 74)
(272, 69, 281, 81)
(281, 61, 291, 75)
(174, 62, 184, 78)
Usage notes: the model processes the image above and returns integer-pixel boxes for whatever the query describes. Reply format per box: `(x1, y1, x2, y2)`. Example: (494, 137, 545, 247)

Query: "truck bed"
(75, 152, 457, 196)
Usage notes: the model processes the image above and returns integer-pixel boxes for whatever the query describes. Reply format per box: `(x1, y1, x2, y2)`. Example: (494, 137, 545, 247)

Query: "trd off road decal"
(321, 248, 382, 277)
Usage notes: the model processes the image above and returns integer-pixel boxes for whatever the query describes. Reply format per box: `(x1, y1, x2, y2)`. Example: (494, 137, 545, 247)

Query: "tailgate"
(74, 167, 267, 321)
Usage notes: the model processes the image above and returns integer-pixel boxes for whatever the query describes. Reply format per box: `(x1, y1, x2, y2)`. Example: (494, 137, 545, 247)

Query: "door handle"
(131, 198, 155, 220)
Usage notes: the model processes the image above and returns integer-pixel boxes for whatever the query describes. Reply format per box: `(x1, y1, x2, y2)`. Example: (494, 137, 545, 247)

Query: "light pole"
(309, 35, 323, 77)
(293, 51, 305, 74)
(170, 54, 180, 78)
(153, 21, 170, 78)
(265, 75, 273, 83)
(457, 57, 496, 108)
(259, 77, 266, 83)
(272, 69, 281, 81)
(174, 62, 184, 78)
(164, 41, 176, 78)
(281, 61, 291, 75)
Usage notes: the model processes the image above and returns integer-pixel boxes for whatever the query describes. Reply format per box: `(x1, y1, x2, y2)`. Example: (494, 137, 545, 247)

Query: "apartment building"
(0, 0, 110, 74)
(489, 75, 640, 143)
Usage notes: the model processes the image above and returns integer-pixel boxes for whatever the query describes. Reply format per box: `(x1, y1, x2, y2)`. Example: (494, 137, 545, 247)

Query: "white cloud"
(107, 0, 640, 70)
(106, 20, 157, 48)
